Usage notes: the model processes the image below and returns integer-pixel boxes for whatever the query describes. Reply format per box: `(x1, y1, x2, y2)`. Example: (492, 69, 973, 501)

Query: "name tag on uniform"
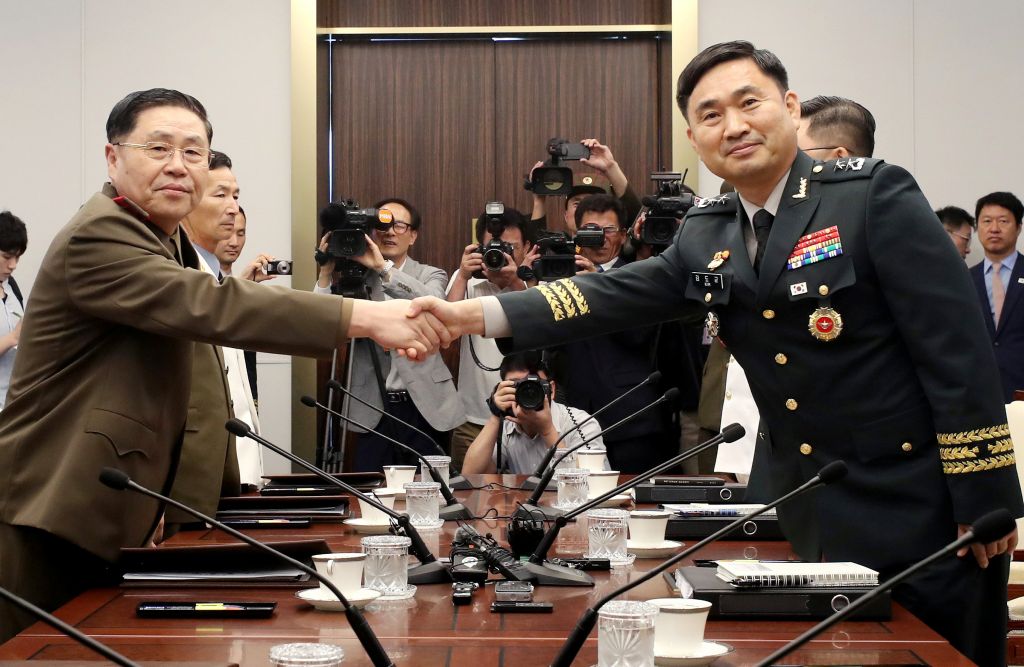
(691, 272, 725, 290)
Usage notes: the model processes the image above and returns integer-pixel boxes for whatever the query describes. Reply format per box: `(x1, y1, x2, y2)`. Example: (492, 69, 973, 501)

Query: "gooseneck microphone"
(0, 584, 139, 667)
(756, 507, 1015, 667)
(519, 370, 663, 490)
(98, 468, 395, 667)
(549, 460, 849, 667)
(516, 387, 682, 521)
(224, 418, 450, 584)
(326, 378, 471, 490)
(301, 396, 472, 521)
(520, 423, 746, 587)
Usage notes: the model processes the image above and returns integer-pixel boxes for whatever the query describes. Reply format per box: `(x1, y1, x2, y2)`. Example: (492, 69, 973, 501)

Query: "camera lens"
(483, 248, 507, 271)
(515, 379, 547, 411)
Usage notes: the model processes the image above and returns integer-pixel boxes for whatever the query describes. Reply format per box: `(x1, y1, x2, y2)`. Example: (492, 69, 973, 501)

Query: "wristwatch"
(380, 259, 394, 282)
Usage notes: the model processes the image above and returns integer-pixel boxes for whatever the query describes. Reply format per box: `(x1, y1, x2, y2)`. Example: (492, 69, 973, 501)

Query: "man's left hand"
(352, 235, 387, 272)
(957, 523, 1018, 568)
(240, 253, 278, 282)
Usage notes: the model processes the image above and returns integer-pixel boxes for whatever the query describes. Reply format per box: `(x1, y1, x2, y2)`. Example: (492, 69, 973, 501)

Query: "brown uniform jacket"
(0, 184, 350, 561)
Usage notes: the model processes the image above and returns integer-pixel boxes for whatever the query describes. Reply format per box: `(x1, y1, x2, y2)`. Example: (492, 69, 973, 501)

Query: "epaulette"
(811, 157, 884, 182)
(687, 192, 737, 216)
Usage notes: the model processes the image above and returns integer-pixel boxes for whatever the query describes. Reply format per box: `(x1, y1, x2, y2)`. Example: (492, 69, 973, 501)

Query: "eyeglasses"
(947, 229, 972, 242)
(374, 220, 412, 235)
(113, 141, 212, 166)
(598, 226, 622, 236)
(978, 218, 1015, 229)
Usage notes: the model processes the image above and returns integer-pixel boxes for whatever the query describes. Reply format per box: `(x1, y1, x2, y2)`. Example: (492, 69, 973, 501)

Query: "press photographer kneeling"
(461, 352, 603, 474)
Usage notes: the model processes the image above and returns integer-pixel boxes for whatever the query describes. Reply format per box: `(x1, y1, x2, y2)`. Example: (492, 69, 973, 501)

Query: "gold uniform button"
(775, 353, 788, 365)
(799, 443, 813, 456)
(762, 309, 776, 320)
(812, 165, 824, 173)
(818, 285, 829, 296)
(785, 398, 798, 411)
(704, 292, 712, 303)
(901, 442, 913, 452)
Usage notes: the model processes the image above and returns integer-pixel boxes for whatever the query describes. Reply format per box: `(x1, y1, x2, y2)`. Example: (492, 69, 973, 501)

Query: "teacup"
(356, 490, 397, 524)
(383, 465, 417, 490)
(576, 446, 608, 472)
(587, 470, 621, 499)
(628, 509, 671, 546)
(312, 552, 365, 595)
(647, 597, 712, 657)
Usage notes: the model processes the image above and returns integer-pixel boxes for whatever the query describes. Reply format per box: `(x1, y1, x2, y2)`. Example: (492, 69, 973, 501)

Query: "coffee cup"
(382, 465, 417, 490)
(628, 509, 671, 546)
(587, 470, 620, 499)
(647, 597, 712, 657)
(575, 446, 607, 472)
(312, 552, 365, 595)
(356, 490, 397, 524)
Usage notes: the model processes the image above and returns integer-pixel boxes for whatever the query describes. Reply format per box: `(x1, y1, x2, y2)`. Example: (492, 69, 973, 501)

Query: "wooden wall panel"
(318, 1, 670, 29)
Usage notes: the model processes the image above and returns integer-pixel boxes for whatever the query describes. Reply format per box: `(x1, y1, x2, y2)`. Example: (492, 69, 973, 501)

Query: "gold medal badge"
(705, 311, 720, 338)
(707, 250, 730, 271)
(808, 306, 843, 341)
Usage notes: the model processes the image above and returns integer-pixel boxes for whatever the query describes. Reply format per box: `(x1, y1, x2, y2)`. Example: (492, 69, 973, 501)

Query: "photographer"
(461, 352, 603, 475)
(315, 198, 463, 471)
(446, 205, 537, 466)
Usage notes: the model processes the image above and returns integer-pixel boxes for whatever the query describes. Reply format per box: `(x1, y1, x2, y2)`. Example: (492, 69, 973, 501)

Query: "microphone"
(549, 460, 848, 667)
(517, 387, 682, 521)
(224, 418, 450, 584)
(301, 395, 472, 521)
(518, 423, 746, 587)
(326, 378, 472, 490)
(98, 468, 395, 667)
(0, 584, 139, 667)
(756, 507, 1015, 667)
(519, 370, 663, 490)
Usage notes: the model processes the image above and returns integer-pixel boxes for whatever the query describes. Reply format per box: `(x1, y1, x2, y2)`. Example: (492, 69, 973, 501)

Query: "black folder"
(675, 566, 891, 620)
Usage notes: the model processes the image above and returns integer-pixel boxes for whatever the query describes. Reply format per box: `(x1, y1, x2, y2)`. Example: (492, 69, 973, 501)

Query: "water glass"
(597, 600, 657, 667)
(403, 481, 441, 527)
(554, 468, 589, 509)
(420, 455, 451, 486)
(586, 508, 629, 562)
(269, 643, 344, 667)
(361, 534, 411, 596)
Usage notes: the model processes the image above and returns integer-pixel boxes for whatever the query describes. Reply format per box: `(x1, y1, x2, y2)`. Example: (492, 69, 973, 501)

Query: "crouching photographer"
(461, 352, 604, 474)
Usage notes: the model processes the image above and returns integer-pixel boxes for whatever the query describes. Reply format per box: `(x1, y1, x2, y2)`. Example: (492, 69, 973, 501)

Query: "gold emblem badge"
(705, 311, 720, 338)
(707, 250, 730, 270)
(808, 306, 843, 341)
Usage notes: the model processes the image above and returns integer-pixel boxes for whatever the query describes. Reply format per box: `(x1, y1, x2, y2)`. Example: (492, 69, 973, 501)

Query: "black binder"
(675, 566, 891, 620)
(635, 482, 747, 504)
(665, 514, 784, 540)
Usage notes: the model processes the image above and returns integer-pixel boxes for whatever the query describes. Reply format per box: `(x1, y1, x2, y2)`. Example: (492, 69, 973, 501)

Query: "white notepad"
(716, 560, 878, 588)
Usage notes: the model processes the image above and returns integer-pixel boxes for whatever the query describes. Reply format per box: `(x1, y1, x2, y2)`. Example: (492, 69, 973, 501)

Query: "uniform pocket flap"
(85, 408, 157, 458)
(685, 271, 732, 307)
(786, 254, 856, 302)
(852, 404, 932, 463)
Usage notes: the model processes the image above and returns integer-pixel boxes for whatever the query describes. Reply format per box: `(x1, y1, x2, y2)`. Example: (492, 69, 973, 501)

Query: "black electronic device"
(550, 557, 611, 571)
(451, 582, 478, 606)
(573, 224, 606, 248)
(98, 467, 395, 667)
(319, 200, 390, 259)
(666, 514, 784, 541)
(635, 481, 745, 504)
(495, 581, 534, 602)
(136, 601, 277, 619)
(265, 259, 292, 275)
(524, 139, 591, 196)
(654, 475, 725, 486)
(639, 171, 697, 248)
(513, 375, 552, 411)
(490, 601, 553, 613)
(524, 229, 605, 281)
(223, 418, 450, 585)
(220, 518, 312, 529)
(450, 525, 536, 583)
(449, 553, 489, 584)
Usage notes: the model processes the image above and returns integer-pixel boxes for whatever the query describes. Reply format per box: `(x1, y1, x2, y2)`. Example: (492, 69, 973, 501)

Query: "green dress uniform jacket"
(496, 152, 1023, 665)
(0, 183, 350, 563)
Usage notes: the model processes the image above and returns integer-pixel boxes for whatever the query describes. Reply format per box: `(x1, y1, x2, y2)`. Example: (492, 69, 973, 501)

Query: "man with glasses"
(936, 205, 975, 260)
(315, 198, 463, 471)
(970, 192, 1024, 402)
(0, 88, 446, 642)
(796, 95, 876, 161)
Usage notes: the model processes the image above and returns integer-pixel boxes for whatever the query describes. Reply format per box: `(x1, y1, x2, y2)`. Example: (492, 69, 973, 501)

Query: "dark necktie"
(752, 209, 774, 274)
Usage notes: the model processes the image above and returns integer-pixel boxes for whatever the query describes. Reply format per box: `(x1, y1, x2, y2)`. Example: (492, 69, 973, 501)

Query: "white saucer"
(296, 586, 381, 611)
(654, 640, 733, 666)
(627, 539, 684, 558)
(375, 584, 417, 601)
(588, 493, 633, 508)
(343, 518, 393, 534)
(409, 519, 445, 530)
(376, 487, 406, 500)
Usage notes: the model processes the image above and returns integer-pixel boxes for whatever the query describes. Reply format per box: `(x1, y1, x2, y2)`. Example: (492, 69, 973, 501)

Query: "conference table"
(0, 475, 973, 666)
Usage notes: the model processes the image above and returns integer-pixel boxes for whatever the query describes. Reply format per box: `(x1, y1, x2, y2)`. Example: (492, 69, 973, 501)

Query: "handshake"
(347, 296, 486, 360)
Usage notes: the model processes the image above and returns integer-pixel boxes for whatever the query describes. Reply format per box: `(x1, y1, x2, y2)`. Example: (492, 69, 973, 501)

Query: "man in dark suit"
(971, 191, 1024, 402)
(413, 41, 1022, 665)
(0, 88, 446, 642)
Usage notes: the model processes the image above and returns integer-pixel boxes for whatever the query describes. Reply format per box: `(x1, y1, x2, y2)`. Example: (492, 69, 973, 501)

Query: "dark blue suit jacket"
(971, 251, 1024, 402)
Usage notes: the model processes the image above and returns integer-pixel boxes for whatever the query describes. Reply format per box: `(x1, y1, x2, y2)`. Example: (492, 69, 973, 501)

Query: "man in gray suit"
(316, 198, 463, 470)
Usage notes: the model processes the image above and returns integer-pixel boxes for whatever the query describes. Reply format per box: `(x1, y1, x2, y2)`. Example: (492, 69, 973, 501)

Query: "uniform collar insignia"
(791, 177, 808, 199)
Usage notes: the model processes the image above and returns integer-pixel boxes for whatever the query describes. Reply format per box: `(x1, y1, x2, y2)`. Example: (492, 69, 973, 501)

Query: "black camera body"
(574, 224, 607, 248)
(478, 239, 514, 271)
(640, 172, 697, 248)
(265, 259, 292, 275)
(524, 138, 591, 196)
(529, 231, 576, 281)
(546, 138, 591, 161)
(514, 375, 552, 411)
(319, 200, 388, 259)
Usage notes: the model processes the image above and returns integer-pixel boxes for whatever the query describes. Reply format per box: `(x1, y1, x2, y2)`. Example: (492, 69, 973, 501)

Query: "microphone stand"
(98, 468, 395, 667)
(302, 396, 472, 520)
(518, 371, 663, 490)
(755, 508, 1014, 667)
(549, 460, 848, 667)
(515, 388, 681, 521)
(327, 378, 472, 490)
(0, 585, 139, 667)
(225, 418, 451, 584)
(520, 424, 745, 587)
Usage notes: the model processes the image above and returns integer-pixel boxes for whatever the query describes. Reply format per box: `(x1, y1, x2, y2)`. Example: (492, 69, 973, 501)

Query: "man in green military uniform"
(413, 41, 1022, 665)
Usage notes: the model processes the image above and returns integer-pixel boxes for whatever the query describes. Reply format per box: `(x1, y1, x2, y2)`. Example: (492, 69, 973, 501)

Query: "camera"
(473, 202, 514, 276)
(521, 229, 605, 282)
(524, 138, 591, 196)
(640, 172, 698, 248)
(318, 200, 393, 259)
(514, 375, 552, 411)
(574, 224, 607, 248)
(265, 259, 292, 275)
